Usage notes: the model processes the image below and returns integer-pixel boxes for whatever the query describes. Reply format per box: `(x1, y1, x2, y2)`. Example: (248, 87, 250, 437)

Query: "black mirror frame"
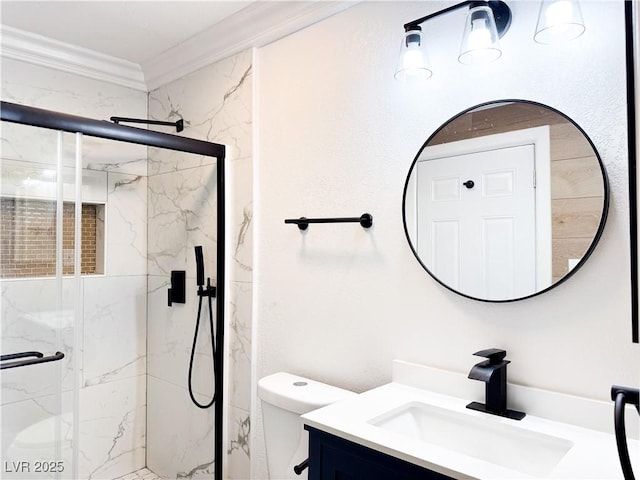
(402, 99, 610, 304)
(625, 1, 638, 343)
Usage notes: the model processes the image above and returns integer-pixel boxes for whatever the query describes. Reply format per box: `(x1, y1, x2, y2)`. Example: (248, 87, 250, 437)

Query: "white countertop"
(302, 381, 639, 479)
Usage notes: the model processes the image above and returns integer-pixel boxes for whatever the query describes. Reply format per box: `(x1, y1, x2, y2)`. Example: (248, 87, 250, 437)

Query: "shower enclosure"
(1, 102, 226, 480)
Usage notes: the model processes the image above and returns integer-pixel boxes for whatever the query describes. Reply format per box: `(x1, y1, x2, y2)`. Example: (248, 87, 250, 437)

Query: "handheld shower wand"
(195, 245, 205, 287)
(189, 246, 218, 409)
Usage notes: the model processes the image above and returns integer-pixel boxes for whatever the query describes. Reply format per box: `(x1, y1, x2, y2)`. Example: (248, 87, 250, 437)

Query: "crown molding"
(0, 1, 359, 93)
(0, 25, 147, 91)
(142, 1, 360, 91)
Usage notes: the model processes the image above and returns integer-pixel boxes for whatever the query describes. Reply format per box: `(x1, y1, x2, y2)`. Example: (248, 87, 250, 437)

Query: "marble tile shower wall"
(1, 58, 149, 479)
(2, 50, 252, 479)
(146, 49, 253, 480)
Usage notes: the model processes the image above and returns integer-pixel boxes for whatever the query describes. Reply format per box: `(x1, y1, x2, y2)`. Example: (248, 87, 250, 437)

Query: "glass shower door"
(1, 124, 80, 479)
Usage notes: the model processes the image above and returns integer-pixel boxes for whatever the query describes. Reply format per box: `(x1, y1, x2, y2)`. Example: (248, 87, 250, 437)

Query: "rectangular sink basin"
(368, 402, 574, 477)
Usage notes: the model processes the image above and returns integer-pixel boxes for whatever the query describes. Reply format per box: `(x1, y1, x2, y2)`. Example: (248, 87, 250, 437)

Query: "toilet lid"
(258, 372, 356, 414)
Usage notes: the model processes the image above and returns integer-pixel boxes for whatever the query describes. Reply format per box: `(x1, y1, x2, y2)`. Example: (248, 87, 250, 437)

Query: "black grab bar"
(611, 385, 640, 480)
(0, 351, 65, 370)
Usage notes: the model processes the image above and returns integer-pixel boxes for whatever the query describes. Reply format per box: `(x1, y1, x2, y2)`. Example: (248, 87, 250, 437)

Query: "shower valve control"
(168, 270, 186, 307)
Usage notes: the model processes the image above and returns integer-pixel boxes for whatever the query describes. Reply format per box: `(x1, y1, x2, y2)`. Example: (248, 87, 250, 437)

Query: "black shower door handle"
(0, 351, 65, 370)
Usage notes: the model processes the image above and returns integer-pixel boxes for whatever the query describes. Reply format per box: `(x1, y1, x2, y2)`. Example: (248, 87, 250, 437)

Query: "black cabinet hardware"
(293, 458, 308, 475)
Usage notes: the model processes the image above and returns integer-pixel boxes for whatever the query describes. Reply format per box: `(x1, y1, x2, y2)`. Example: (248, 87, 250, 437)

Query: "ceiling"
(0, 1, 358, 91)
(0, 1, 255, 64)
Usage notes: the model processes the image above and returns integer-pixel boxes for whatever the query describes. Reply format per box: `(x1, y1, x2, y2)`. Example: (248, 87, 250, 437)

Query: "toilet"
(258, 372, 355, 480)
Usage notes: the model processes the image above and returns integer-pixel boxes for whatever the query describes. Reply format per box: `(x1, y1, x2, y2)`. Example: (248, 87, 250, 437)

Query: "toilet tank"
(258, 372, 355, 480)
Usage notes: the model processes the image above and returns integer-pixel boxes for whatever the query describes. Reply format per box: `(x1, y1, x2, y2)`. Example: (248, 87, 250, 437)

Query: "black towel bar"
(0, 351, 65, 370)
(285, 213, 373, 231)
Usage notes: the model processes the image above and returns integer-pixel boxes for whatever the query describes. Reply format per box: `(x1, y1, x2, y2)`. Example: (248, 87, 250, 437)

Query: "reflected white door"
(416, 144, 536, 300)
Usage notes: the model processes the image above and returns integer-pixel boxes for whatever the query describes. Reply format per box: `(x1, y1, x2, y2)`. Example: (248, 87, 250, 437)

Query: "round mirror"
(403, 100, 609, 302)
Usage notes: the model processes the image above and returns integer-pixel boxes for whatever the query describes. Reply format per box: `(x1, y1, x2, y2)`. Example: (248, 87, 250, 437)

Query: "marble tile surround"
(146, 376, 215, 479)
(1, 392, 74, 479)
(147, 274, 216, 398)
(1, 57, 147, 176)
(83, 276, 147, 388)
(227, 405, 251, 480)
(106, 173, 148, 276)
(1, 255, 147, 479)
(147, 48, 253, 479)
(147, 164, 217, 278)
(1, 278, 77, 404)
(229, 282, 252, 413)
(228, 157, 253, 285)
(2, 47, 253, 480)
(77, 376, 146, 480)
(147, 51, 252, 176)
(1, 353, 146, 480)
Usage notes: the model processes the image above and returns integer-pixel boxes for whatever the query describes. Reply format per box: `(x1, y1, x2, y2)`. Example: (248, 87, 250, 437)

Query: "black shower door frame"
(0, 100, 227, 480)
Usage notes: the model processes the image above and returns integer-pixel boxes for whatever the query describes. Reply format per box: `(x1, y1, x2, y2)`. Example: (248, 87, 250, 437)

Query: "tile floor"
(113, 467, 163, 480)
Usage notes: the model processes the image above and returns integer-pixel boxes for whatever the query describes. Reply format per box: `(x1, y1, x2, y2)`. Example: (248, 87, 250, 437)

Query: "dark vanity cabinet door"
(306, 426, 455, 480)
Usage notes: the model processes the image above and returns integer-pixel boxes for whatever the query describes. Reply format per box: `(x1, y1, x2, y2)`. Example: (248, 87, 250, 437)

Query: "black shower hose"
(613, 387, 640, 480)
(188, 279, 217, 409)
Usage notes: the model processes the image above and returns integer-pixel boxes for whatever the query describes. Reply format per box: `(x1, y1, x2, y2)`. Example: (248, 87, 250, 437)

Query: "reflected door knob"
(463, 180, 475, 189)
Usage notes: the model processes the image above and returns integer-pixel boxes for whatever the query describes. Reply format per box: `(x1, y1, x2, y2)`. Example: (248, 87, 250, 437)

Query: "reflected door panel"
(416, 144, 536, 300)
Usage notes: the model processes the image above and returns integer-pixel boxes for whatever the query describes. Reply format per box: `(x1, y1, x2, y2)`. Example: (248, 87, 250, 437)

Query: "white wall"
(254, 1, 639, 477)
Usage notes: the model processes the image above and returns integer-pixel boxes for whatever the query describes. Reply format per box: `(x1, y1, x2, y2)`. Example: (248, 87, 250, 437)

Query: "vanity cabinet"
(305, 426, 455, 480)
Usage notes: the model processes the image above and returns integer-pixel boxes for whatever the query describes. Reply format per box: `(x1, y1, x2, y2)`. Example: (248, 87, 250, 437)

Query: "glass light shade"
(394, 29, 432, 80)
(534, 0, 585, 44)
(458, 5, 502, 65)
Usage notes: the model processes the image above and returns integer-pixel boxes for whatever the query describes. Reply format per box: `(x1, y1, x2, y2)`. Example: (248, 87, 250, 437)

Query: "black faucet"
(466, 348, 525, 420)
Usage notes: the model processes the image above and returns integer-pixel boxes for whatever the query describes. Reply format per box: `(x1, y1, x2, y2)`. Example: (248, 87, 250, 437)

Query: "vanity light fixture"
(395, 1, 512, 79)
(394, 27, 432, 80)
(534, 0, 586, 44)
(395, 0, 586, 79)
(458, 3, 505, 65)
